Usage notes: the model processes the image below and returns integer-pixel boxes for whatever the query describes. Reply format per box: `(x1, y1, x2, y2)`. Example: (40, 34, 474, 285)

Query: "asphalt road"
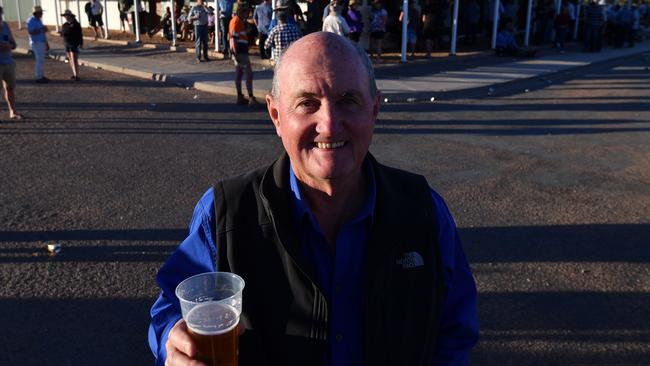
(0, 52, 648, 366)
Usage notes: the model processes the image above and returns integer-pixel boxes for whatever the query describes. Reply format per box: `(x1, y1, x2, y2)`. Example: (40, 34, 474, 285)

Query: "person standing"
(117, 0, 128, 33)
(61, 10, 83, 80)
(253, 0, 273, 59)
(0, 6, 22, 120)
(89, 0, 105, 39)
(369, 0, 387, 62)
(305, 0, 325, 33)
(554, 5, 571, 53)
(190, 0, 211, 62)
(322, 3, 350, 37)
(219, 0, 236, 58)
(399, 1, 420, 59)
(346, 0, 363, 43)
(584, 0, 604, 52)
(265, 8, 302, 62)
(229, 4, 258, 106)
(27, 5, 50, 83)
(464, 0, 481, 45)
(421, 0, 437, 57)
(149, 31, 479, 366)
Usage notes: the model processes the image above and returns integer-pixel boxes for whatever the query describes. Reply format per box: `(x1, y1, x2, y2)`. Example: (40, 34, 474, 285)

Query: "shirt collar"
(289, 158, 376, 226)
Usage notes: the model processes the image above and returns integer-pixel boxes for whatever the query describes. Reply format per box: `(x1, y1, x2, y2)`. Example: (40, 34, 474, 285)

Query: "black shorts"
(370, 31, 385, 40)
(65, 45, 79, 53)
(119, 12, 127, 21)
(90, 14, 103, 27)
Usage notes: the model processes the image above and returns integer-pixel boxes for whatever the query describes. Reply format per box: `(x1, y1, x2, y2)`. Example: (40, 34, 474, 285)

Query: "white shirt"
(322, 14, 349, 36)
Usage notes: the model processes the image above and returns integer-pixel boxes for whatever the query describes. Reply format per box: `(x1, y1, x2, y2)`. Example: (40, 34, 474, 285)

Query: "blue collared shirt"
(253, 2, 273, 34)
(27, 16, 47, 43)
(149, 163, 479, 366)
(218, 0, 235, 18)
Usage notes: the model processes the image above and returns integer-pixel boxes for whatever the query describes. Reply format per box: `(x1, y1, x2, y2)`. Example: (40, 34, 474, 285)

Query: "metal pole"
(103, 0, 109, 38)
(134, 0, 141, 42)
(214, 0, 220, 52)
(16, 0, 21, 30)
(524, 0, 533, 46)
(491, 0, 500, 49)
(450, 0, 460, 55)
(170, 0, 177, 46)
(54, 0, 61, 32)
(573, 3, 581, 40)
(76, 0, 82, 27)
(400, 0, 408, 62)
(555, 0, 561, 15)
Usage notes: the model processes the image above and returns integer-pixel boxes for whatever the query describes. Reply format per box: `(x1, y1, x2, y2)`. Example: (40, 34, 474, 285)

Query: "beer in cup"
(176, 272, 245, 366)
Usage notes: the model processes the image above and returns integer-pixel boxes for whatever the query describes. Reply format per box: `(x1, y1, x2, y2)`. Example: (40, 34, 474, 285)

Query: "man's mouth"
(315, 141, 346, 149)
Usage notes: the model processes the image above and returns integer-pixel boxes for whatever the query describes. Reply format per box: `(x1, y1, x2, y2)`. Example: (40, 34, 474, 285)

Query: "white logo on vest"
(396, 251, 424, 269)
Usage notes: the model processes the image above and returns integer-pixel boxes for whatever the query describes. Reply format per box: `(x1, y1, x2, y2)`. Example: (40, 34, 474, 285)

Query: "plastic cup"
(176, 272, 245, 366)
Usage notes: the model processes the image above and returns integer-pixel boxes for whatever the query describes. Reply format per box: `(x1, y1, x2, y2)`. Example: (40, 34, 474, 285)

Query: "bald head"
(270, 32, 377, 99)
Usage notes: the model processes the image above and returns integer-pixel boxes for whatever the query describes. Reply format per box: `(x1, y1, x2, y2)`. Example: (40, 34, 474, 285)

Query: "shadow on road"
(0, 223, 648, 364)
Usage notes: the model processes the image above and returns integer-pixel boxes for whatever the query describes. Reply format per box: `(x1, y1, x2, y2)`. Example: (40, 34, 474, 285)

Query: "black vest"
(213, 153, 445, 366)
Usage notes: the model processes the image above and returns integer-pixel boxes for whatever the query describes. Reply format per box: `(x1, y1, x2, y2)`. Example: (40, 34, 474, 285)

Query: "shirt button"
(336, 333, 343, 342)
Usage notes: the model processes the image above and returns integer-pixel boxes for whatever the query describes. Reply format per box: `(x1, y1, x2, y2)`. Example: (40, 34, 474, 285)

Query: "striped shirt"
(264, 22, 301, 61)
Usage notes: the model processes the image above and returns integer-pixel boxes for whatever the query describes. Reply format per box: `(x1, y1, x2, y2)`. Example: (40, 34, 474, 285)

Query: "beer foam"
(186, 302, 239, 336)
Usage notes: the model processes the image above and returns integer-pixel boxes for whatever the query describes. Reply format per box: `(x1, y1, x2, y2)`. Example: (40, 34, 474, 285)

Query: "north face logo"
(396, 251, 424, 269)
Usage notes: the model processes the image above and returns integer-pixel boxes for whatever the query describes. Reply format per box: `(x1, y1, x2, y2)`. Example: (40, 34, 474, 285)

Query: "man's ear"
(372, 90, 382, 121)
(266, 93, 281, 137)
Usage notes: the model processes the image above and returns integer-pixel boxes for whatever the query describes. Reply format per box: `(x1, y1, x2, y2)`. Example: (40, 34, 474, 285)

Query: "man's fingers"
(165, 347, 207, 366)
(168, 320, 199, 358)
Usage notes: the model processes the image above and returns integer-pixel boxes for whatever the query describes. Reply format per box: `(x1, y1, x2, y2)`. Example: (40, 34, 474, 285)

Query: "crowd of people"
(7, 0, 648, 112)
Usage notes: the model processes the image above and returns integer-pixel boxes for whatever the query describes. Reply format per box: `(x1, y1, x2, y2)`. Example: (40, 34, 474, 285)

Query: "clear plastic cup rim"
(175, 271, 246, 305)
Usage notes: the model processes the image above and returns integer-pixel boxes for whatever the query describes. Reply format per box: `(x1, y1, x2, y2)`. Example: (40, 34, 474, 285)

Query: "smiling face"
(266, 33, 380, 191)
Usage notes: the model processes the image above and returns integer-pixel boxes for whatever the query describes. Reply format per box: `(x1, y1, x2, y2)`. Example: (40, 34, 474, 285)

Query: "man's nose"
(315, 102, 343, 136)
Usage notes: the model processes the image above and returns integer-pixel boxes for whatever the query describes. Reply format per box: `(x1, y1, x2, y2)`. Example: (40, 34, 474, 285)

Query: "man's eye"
(298, 100, 318, 109)
(340, 96, 359, 105)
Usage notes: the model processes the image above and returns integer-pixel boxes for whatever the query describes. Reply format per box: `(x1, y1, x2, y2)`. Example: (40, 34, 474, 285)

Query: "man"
(253, 0, 272, 59)
(27, 5, 50, 83)
(265, 8, 301, 62)
(190, 0, 210, 62)
(322, 3, 350, 37)
(305, 0, 325, 33)
(584, 0, 604, 52)
(60, 10, 83, 81)
(149, 32, 479, 366)
(89, 0, 105, 39)
(229, 4, 258, 106)
(218, 0, 235, 58)
(0, 6, 22, 120)
(368, 0, 387, 62)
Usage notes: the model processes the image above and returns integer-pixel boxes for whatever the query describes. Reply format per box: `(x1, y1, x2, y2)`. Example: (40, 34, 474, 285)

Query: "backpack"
(84, 2, 92, 15)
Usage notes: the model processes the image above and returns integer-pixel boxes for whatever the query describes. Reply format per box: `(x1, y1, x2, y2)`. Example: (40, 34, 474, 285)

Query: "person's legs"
(220, 16, 231, 55)
(245, 62, 253, 97)
(627, 26, 635, 47)
(259, 32, 268, 59)
(32, 42, 46, 80)
(70, 50, 80, 79)
(377, 38, 382, 60)
(200, 26, 209, 59)
(3, 64, 20, 118)
(194, 25, 202, 60)
(235, 65, 244, 95)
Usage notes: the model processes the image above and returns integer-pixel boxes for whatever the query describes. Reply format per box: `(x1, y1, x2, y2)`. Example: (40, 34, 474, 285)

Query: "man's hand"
(165, 319, 206, 366)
